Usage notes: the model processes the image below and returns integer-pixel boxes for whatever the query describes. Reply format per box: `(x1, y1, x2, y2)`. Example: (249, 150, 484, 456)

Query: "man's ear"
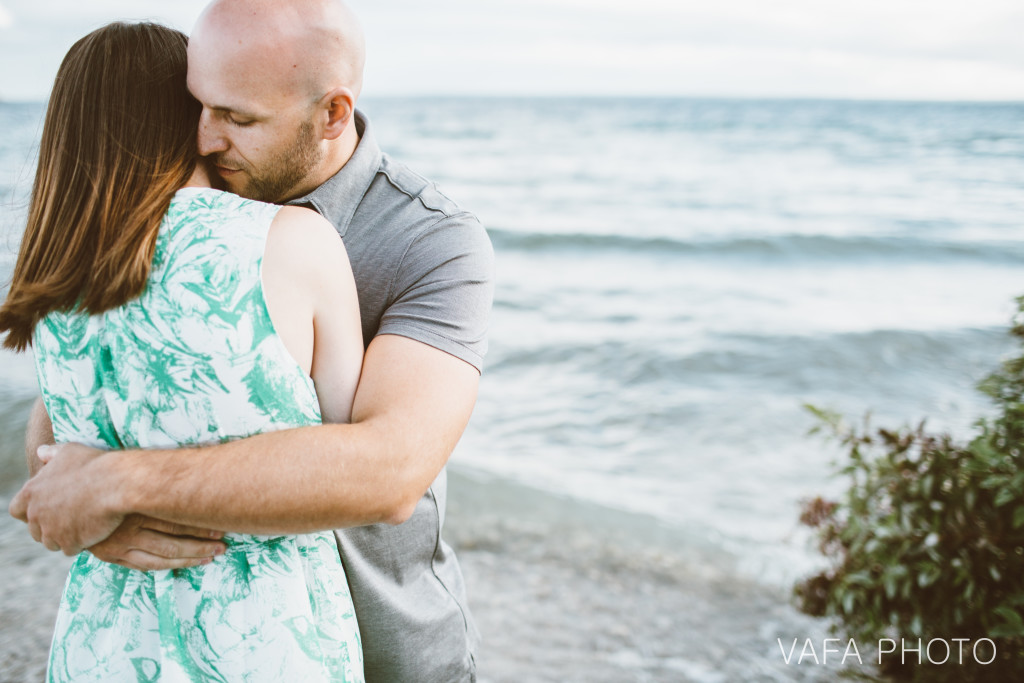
(321, 87, 355, 140)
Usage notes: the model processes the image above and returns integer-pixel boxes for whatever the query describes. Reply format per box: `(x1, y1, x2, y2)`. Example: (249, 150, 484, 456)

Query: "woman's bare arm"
(24, 398, 53, 478)
(262, 206, 363, 425)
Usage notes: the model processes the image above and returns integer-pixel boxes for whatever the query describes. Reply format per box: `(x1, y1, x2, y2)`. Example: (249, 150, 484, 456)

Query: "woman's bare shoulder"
(269, 206, 342, 247)
(265, 206, 348, 280)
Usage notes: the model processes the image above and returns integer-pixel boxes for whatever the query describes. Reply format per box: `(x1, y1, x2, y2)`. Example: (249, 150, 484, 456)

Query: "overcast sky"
(1, 0, 1022, 101)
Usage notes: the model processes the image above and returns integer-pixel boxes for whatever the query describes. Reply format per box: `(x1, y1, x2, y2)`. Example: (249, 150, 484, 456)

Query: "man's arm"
(11, 333, 478, 553)
(21, 398, 227, 568)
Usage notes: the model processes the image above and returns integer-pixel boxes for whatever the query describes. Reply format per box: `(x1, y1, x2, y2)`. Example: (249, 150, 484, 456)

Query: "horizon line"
(2, 93, 1023, 106)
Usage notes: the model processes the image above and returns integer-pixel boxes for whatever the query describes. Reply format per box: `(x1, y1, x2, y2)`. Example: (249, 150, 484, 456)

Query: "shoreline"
(446, 466, 878, 682)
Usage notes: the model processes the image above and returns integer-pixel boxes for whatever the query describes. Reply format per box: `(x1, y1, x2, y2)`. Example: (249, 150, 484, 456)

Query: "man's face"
(186, 37, 323, 203)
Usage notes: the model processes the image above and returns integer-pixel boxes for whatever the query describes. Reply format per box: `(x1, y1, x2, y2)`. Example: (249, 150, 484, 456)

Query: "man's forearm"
(25, 398, 54, 477)
(118, 419, 434, 534)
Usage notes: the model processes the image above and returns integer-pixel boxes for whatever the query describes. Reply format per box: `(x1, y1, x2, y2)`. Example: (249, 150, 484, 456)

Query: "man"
(10, 0, 492, 680)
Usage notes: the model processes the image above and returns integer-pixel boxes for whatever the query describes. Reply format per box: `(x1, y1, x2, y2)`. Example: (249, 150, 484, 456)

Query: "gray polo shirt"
(288, 111, 492, 682)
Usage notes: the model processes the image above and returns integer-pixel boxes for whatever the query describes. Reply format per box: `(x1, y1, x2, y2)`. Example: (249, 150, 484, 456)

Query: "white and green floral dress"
(33, 187, 363, 682)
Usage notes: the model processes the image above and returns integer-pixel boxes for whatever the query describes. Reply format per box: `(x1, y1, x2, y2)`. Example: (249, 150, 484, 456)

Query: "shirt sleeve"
(377, 212, 494, 372)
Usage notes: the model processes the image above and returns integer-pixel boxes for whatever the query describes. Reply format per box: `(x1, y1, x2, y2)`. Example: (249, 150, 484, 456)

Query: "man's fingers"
(8, 490, 28, 522)
(36, 443, 57, 463)
(89, 528, 226, 571)
(139, 517, 224, 540)
(40, 533, 61, 553)
(133, 529, 227, 560)
(121, 549, 217, 572)
(87, 518, 226, 568)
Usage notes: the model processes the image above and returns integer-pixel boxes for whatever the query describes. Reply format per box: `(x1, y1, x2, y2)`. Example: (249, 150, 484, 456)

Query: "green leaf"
(842, 591, 855, 615)
(996, 487, 1017, 507)
(917, 569, 938, 588)
(846, 571, 872, 586)
(993, 606, 1024, 637)
(991, 624, 1024, 638)
(921, 474, 934, 497)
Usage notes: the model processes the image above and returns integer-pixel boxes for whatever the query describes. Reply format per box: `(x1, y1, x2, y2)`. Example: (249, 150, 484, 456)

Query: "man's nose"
(197, 110, 228, 157)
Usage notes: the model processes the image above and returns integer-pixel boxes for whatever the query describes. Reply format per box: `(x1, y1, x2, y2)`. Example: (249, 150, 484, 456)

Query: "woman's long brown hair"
(0, 22, 200, 351)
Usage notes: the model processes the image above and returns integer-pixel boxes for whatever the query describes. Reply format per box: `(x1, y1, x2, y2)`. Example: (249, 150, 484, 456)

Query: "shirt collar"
(286, 109, 382, 237)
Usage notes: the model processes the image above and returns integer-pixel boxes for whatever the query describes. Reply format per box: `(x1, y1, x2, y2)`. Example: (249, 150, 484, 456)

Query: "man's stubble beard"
(230, 119, 322, 203)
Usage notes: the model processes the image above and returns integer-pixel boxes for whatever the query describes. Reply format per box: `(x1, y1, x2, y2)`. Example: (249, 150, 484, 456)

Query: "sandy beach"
(0, 464, 879, 682)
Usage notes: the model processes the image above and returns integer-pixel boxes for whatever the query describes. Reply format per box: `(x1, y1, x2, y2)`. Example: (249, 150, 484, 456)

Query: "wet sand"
(0, 502, 72, 682)
(447, 468, 881, 682)
(0, 469, 881, 682)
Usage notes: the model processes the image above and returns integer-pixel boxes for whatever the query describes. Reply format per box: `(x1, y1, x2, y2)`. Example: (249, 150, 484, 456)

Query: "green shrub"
(795, 296, 1024, 681)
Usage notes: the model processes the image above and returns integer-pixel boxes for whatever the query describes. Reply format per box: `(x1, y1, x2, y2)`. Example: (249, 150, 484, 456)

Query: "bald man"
(12, 1, 491, 680)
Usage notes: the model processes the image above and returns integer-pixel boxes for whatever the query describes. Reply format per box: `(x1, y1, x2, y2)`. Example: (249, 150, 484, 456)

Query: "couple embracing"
(1, 1, 492, 681)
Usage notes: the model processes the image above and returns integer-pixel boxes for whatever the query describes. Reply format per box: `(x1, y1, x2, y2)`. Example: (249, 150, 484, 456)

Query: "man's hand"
(89, 514, 227, 571)
(19, 401, 228, 566)
(9, 443, 127, 555)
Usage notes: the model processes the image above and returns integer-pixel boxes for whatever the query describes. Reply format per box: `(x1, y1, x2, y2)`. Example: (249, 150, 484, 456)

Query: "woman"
(0, 22, 364, 682)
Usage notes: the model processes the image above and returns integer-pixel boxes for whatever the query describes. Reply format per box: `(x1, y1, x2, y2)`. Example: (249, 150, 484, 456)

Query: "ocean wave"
(487, 228, 1024, 264)
(487, 327, 1012, 391)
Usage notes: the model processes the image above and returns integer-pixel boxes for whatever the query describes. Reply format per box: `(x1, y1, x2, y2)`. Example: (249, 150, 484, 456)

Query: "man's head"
(187, 0, 365, 202)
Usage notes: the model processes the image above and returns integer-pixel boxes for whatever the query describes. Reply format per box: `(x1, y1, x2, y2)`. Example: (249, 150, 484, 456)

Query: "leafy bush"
(795, 296, 1024, 681)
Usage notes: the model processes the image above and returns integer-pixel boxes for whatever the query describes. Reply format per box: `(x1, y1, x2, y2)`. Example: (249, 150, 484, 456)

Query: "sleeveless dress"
(32, 187, 363, 682)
